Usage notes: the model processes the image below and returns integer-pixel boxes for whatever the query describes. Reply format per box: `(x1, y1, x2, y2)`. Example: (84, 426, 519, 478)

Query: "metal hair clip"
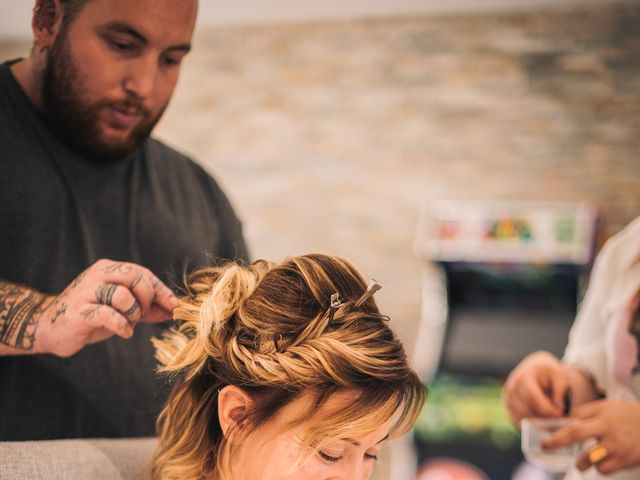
(274, 334, 284, 353)
(354, 279, 382, 308)
(328, 293, 342, 322)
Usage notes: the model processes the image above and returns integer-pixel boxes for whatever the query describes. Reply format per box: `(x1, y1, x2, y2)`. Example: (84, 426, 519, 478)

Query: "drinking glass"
(521, 418, 582, 479)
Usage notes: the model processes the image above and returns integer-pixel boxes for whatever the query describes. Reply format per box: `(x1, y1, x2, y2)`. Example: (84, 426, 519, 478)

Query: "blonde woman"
(151, 254, 425, 480)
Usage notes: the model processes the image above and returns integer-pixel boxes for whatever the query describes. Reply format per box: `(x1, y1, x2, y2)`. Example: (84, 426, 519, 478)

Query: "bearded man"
(0, 0, 248, 440)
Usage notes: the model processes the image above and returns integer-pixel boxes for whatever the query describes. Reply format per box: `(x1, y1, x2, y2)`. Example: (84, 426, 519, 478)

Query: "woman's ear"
(218, 385, 254, 439)
(32, 0, 64, 52)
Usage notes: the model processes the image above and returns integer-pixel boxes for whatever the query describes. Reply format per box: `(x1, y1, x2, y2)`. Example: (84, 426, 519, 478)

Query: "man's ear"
(32, 0, 64, 51)
(218, 385, 254, 439)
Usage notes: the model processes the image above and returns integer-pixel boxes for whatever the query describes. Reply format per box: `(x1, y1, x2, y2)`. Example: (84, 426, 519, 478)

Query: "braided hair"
(151, 254, 425, 480)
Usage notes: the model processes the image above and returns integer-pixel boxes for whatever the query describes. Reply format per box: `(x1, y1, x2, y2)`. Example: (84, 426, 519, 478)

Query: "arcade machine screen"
(414, 202, 598, 479)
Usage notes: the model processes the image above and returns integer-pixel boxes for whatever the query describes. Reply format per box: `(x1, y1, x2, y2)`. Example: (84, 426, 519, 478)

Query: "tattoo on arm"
(0, 282, 47, 350)
(95, 284, 117, 307)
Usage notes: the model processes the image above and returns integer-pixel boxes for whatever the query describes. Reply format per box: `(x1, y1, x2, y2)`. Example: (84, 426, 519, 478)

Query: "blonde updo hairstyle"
(151, 254, 425, 480)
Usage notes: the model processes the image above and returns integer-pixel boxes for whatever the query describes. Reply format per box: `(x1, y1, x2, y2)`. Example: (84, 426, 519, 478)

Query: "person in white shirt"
(503, 216, 640, 480)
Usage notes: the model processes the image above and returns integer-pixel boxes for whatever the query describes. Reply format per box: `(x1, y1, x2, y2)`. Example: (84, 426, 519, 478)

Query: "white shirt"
(563, 216, 640, 480)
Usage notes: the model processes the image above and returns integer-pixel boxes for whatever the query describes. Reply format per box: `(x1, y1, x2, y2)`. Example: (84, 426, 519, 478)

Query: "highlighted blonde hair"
(151, 254, 425, 480)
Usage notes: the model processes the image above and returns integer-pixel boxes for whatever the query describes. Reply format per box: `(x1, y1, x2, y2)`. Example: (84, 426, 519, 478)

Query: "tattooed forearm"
(0, 282, 48, 350)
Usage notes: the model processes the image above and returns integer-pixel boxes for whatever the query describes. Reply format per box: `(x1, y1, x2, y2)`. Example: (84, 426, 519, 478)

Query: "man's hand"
(503, 351, 570, 425)
(35, 259, 178, 357)
(542, 400, 640, 475)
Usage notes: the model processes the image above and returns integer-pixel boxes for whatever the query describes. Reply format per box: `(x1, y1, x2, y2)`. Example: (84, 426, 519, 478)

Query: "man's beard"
(41, 29, 165, 161)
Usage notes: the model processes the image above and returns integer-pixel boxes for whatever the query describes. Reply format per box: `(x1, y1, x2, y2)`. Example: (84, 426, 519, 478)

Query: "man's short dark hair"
(59, 0, 91, 28)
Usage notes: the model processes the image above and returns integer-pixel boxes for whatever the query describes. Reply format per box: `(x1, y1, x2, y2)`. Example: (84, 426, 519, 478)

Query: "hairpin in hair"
(354, 279, 382, 308)
(328, 293, 342, 322)
(273, 334, 284, 353)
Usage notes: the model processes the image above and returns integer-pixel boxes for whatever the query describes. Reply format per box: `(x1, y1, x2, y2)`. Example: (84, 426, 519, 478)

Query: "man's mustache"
(107, 97, 152, 118)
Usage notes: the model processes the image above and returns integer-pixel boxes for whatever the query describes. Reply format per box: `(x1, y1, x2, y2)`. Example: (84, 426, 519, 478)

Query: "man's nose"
(122, 55, 158, 100)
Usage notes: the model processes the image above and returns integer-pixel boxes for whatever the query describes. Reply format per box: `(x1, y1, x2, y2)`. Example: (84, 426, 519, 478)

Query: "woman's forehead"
(279, 389, 361, 417)
(273, 390, 393, 442)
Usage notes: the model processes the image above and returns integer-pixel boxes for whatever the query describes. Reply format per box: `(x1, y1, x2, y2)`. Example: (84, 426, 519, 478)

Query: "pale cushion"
(0, 437, 157, 480)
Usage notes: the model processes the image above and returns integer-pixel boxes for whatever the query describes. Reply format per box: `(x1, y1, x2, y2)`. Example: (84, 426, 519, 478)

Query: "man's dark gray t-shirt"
(0, 61, 249, 440)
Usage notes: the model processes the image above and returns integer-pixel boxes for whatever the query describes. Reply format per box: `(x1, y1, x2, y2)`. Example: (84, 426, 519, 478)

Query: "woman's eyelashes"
(318, 450, 379, 464)
(319, 450, 342, 463)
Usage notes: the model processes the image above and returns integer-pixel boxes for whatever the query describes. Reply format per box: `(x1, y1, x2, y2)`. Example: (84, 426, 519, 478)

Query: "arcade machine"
(412, 201, 599, 480)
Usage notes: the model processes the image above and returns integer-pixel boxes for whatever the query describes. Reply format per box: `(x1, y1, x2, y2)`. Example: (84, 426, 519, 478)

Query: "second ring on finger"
(95, 283, 141, 323)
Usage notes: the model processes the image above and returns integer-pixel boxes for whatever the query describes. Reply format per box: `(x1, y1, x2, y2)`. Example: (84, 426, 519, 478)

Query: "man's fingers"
(139, 304, 174, 324)
(95, 261, 177, 316)
(101, 308, 134, 339)
(86, 327, 116, 346)
(98, 263, 155, 313)
(94, 283, 141, 324)
(81, 305, 133, 339)
(130, 271, 177, 322)
(152, 281, 179, 311)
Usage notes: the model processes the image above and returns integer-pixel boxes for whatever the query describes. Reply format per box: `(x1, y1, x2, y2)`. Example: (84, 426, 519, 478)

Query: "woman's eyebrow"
(343, 433, 390, 447)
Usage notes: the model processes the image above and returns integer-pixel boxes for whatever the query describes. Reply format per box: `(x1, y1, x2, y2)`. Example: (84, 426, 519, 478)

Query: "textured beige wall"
(155, 2, 640, 351)
(2, 1, 638, 39)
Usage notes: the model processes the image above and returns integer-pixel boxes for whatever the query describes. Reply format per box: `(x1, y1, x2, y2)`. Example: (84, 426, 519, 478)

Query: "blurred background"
(2, 0, 639, 478)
